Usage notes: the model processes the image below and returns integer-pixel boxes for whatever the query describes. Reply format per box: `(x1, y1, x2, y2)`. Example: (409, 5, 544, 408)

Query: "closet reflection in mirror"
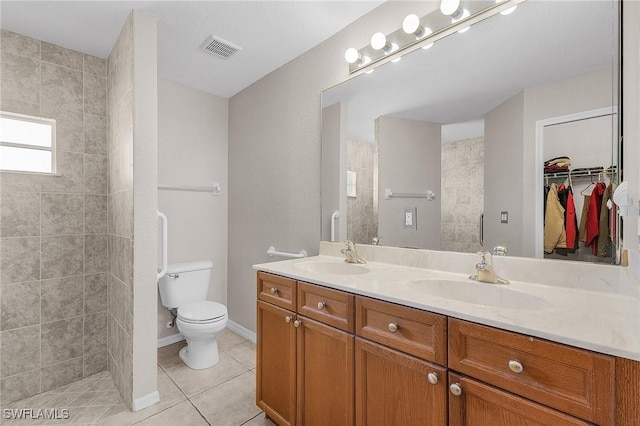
(320, 0, 620, 263)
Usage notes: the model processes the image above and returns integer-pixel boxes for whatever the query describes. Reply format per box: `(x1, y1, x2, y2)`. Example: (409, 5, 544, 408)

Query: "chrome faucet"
(371, 236, 382, 246)
(469, 251, 509, 284)
(341, 240, 366, 264)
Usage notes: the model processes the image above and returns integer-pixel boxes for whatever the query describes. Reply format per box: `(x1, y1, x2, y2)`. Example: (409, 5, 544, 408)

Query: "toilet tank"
(158, 260, 213, 309)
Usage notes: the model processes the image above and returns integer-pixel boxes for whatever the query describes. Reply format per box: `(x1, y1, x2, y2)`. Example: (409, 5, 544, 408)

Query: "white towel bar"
(384, 188, 435, 200)
(158, 183, 221, 196)
(267, 246, 308, 259)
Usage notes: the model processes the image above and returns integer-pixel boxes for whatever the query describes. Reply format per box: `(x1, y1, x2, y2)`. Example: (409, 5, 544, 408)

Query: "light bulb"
(392, 56, 402, 63)
(421, 28, 434, 49)
(452, 9, 470, 33)
(344, 48, 361, 64)
(440, 0, 461, 16)
(370, 32, 388, 51)
(496, 0, 517, 15)
(402, 14, 423, 37)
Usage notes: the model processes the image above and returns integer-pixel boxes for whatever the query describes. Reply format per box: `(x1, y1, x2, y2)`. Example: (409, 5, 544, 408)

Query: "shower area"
(0, 12, 158, 410)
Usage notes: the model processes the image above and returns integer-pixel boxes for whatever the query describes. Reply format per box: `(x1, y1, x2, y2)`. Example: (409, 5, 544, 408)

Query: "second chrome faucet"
(469, 251, 509, 284)
(341, 241, 367, 264)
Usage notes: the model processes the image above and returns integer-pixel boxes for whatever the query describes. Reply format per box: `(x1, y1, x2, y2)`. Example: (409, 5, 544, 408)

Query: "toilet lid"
(178, 301, 227, 323)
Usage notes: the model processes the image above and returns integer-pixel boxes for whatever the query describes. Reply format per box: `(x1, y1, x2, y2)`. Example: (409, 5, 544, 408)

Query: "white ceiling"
(0, 1, 382, 98)
(323, 0, 619, 143)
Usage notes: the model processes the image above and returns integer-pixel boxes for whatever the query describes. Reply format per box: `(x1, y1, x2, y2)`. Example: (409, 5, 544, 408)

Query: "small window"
(346, 171, 357, 198)
(0, 112, 56, 173)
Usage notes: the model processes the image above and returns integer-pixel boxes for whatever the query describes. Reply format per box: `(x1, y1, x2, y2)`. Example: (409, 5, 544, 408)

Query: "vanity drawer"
(355, 296, 447, 365)
(298, 282, 355, 333)
(257, 272, 297, 311)
(448, 318, 615, 425)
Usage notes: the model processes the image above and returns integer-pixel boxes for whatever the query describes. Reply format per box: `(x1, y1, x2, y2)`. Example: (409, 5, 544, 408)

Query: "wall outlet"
(501, 211, 509, 224)
(404, 208, 417, 229)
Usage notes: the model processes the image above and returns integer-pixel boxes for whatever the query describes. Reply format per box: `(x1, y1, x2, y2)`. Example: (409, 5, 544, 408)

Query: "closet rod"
(543, 167, 617, 180)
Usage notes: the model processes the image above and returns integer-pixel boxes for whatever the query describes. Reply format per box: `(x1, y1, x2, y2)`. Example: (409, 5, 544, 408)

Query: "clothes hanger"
(580, 172, 596, 195)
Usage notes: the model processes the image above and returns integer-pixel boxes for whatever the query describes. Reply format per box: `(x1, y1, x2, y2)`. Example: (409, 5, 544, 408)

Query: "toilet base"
(179, 338, 220, 370)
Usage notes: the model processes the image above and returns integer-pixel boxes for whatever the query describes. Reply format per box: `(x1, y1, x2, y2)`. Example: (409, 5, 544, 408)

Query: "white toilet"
(158, 260, 228, 370)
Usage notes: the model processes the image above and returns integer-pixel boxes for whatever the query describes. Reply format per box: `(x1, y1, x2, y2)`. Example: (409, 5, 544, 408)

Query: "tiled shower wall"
(347, 139, 378, 245)
(441, 136, 485, 253)
(106, 15, 135, 408)
(0, 30, 108, 402)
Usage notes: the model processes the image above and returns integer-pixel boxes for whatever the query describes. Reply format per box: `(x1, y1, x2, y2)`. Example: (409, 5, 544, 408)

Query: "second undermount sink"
(295, 260, 369, 275)
(408, 278, 553, 310)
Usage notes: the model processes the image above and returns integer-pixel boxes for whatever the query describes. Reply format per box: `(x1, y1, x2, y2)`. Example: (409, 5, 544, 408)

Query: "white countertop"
(254, 254, 640, 361)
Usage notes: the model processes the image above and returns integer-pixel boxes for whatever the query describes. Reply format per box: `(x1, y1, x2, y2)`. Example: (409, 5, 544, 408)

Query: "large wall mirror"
(321, 0, 621, 264)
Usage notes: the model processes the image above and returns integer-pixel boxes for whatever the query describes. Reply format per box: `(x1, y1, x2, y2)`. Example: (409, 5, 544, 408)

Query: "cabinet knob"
(284, 316, 292, 324)
(427, 372, 439, 385)
(449, 383, 463, 396)
(508, 359, 524, 373)
(388, 322, 399, 333)
(294, 320, 302, 328)
(270, 287, 278, 295)
(317, 301, 326, 310)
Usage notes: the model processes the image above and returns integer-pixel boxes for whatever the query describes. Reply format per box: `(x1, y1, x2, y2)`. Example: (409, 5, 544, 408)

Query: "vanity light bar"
(344, 0, 525, 76)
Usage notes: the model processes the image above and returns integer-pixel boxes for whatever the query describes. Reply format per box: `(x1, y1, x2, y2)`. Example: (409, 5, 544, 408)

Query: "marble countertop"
(254, 254, 640, 361)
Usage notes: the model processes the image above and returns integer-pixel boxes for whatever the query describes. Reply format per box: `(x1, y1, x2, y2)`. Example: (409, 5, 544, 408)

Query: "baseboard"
(157, 333, 184, 348)
(227, 319, 257, 343)
(132, 391, 160, 412)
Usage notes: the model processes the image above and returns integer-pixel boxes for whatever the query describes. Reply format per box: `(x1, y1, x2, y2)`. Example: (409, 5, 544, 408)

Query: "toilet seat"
(178, 301, 227, 324)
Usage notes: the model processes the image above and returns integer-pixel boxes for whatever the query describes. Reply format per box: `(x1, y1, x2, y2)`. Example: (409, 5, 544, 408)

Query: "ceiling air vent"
(201, 35, 242, 60)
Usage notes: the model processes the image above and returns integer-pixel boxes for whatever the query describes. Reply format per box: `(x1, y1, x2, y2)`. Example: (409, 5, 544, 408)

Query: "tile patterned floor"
(2, 328, 274, 425)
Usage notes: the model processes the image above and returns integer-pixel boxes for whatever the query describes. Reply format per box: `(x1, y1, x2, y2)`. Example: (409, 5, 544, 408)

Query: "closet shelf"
(543, 166, 617, 180)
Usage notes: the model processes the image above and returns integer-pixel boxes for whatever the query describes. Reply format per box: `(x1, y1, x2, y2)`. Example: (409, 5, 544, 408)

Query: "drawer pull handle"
(285, 316, 292, 324)
(508, 359, 524, 373)
(317, 301, 326, 310)
(294, 320, 302, 328)
(427, 372, 439, 385)
(388, 322, 399, 333)
(449, 383, 462, 396)
(270, 287, 278, 295)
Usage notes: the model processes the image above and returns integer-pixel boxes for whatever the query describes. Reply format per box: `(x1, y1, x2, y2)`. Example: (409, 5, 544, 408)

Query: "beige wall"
(157, 78, 229, 341)
(347, 139, 377, 245)
(0, 30, 108, 402)
(321, 102, 347, 242)
(377, 116, 441, 249)
(228, 1, 435, 332)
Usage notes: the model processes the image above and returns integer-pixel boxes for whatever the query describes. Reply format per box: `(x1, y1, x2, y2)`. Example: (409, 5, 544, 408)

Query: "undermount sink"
(295, 261, 369, 275)
(408, 278, 553, 310)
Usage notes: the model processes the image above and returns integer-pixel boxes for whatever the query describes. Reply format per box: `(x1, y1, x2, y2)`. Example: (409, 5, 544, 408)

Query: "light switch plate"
(501, 211, 509, 223)
(404, 207, 417, 229)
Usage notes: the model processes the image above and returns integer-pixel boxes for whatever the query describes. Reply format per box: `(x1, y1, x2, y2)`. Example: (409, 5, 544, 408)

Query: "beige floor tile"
(157, 341, 187, 371)
(217, 328, 248, 351)
(242, 413, 275, 426)
(96, 373, 185, 425)
(163, 352, 248, 398)
(134, 401, 207, 426)
(190, 372, 261, 426)
(224, 341, 256, 370)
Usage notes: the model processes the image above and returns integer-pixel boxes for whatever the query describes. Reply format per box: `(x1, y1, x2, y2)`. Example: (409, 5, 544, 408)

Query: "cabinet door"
(296, 317, 355, 426)
(448, 373, 591, 426)
(257, 301, 296, 426)
(355, 337, 447, 426)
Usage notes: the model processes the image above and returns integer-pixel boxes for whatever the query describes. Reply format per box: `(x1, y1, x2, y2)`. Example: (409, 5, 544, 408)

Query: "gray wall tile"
(42, 151, 84, 193)
(0, 191, 40, 237)
(41, 193, 84, 236)
(83, 350, 108, 377)
(0, 29, 40, 59)
(1, 281, 40, 330)
(41, 41, 83, 70)
(84, 74, 107, 116)
(108, 190, 132, 237)
(41, 62, 83, 112)
(1, 325, 40, 377)
(41, 358, 83, 392)
(108, 143, 133, 193)
(0, 369, 41, 403)
(41, 317, 83, 366)
(0, 98, 40, 116)
(41, 105, 84, 154)
(41, 236, 83, 279)
(0, 51, 40, 104)
(108, 235, 132, 285)
(85, 114, 107, 155)
(85, 234, 108, 273)
(85, 195, 107, 234)
(85, 154, 108, 194)
(84, 273, 107, 314)
(41, 276, 83, 323)
(1, 237, 40, 285)
(84, 312, 107, 354)
(84, 54, 106, 77)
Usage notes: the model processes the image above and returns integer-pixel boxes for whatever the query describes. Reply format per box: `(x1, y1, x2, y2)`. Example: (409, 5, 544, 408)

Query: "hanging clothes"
(609, 182, 618, 242)
(544, 183, 567, 254)
(578, 194, 590, 242)
(598, 183, 614, 258)
(585, 182, 606, 255)
(557, 185, 578, 253)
